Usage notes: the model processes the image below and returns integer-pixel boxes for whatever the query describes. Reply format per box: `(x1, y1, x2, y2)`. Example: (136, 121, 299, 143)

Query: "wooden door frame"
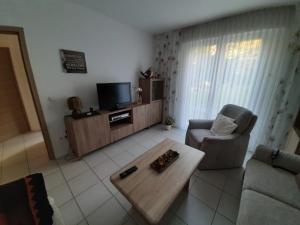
(0, 26, 55, 159)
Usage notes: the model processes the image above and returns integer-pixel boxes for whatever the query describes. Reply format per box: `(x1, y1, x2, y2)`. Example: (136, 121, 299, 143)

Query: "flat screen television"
(97, 82, 132, 110)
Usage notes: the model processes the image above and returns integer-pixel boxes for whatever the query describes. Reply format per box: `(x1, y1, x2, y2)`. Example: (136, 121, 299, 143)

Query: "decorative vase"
(165, 125, 172, 131)
(137, 94, 143, 104)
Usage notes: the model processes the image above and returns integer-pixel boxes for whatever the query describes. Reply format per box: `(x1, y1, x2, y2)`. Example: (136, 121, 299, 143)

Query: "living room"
(0, 0, 299, 225)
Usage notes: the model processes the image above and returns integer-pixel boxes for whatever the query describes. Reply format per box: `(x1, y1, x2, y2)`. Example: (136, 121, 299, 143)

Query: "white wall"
(0, 0, 153, 157)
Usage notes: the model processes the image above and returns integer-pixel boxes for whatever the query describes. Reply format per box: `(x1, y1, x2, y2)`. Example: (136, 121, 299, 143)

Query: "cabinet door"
(72, 114, 110, 156)
(110, 124, 134, 143)
(150, 101, 162, 126)
(145, 104, 151, 127)
(133, 105, 147, 132)
(139, 79, 151, 104)
(86, 115, 110, 150)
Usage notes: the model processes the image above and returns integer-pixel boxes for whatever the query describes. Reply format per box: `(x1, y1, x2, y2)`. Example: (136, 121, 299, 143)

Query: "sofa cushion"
(244, 159, 300, 209)
(237, 189, 300, 225)
(186, 129, 215, 149)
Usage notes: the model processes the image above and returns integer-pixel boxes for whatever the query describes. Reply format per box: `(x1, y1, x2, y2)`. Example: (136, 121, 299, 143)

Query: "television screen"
(97, 82, 131, 110)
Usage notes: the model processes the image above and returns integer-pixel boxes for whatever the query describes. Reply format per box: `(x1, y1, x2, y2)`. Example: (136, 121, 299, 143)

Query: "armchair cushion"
(186, 129, 215, 149)
(220, 104, 254, 134)
(211, 113, 237, 135)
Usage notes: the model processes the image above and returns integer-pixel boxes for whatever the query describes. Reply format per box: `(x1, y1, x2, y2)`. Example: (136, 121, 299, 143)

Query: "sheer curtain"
(159, 7, 295, 151)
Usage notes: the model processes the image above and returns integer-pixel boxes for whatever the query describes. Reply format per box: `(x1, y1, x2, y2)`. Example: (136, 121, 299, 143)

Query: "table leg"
(184, 179, 190, 191)
(130, 208, 151, 225)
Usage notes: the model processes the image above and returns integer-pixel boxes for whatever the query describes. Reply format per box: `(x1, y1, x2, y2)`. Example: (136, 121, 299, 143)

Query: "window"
(178, 34, 263, 123)
(161, 8, 293, 150)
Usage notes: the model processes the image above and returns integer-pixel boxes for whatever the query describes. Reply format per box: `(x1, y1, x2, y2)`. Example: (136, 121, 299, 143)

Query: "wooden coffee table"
(110, 138, 205, 224)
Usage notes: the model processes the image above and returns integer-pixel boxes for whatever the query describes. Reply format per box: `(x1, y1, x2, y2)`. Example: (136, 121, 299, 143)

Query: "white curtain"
(170, 7, 295, 150)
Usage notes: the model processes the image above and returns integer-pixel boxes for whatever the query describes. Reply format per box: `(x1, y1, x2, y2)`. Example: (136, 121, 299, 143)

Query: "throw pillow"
(211, 113, 238, 135)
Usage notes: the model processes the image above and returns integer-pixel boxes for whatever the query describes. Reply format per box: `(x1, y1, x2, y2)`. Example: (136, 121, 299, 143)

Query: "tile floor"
(0, 131, 51, 184)
(0, 126, 253, 225)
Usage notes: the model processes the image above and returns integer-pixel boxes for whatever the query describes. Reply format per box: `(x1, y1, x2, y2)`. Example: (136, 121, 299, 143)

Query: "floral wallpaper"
(153, 31, 181, 119)
(267, 30, 300, 149)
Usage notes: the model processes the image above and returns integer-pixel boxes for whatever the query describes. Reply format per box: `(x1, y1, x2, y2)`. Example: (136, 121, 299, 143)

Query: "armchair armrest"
(253, 145, 300, 174)
(201, 133, 242, 150)
(203, 133, 240, 142)
(200, 133, 249, 169)
(188, 119, 213, 130)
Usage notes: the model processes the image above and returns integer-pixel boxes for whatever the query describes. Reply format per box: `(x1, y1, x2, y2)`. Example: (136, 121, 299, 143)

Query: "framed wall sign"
(60, 49, 87, 73)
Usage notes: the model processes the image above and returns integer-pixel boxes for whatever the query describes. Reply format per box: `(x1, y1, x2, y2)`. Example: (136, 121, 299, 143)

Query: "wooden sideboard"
(65, 101, 163, 157)
(65, 78, 164, 157)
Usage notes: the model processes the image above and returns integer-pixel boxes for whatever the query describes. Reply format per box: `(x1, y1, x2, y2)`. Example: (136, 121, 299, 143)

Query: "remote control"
(119, 166, 138, 179)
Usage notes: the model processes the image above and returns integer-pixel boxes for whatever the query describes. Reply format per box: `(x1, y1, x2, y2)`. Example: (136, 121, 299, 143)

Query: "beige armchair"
(185, 104, 257, 169)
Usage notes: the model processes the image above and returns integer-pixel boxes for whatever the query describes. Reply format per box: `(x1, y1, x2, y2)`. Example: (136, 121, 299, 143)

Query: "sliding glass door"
(175, 27, 290, 150)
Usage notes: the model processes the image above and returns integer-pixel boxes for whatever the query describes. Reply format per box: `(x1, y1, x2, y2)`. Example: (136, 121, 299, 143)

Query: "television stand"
(64, 101, 163, 157)
(110, 114, 131, 123)
(109, 109, 131, 123)
(65, 78, 164, 157)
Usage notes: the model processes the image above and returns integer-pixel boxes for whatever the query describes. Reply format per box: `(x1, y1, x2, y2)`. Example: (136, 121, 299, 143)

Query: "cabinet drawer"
(110, 124, 133, 142)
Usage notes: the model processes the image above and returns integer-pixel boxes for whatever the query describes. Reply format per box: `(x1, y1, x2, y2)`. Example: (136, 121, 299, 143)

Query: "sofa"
(185, 104, 257, 169)
(237, 145, 300, 225)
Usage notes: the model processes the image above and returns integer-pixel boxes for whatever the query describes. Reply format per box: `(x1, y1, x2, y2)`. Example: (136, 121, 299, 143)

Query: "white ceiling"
(69, 0, 297, 34)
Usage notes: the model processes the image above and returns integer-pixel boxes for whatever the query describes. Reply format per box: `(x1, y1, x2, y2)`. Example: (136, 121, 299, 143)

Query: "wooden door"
(0, 34, 40, 132)
(0, 29, 54, 159)
(150, 101, 162, 126)
(133, 105, 147, 132)
(0, 47, 29, 142)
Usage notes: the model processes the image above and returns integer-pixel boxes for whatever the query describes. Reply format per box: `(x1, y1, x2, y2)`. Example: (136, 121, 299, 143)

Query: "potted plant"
(164, 116, 175, 131)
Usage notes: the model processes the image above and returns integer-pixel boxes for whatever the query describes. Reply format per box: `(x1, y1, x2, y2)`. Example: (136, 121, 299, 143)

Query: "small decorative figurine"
(140, 67, 154, 79)
(67, 96, 82, 116)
